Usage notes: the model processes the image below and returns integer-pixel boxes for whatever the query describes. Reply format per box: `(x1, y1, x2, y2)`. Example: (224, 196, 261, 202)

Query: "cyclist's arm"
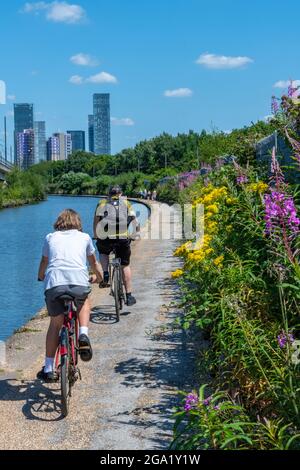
(88, 253, 103, 284)
(38, 256, 48, 281)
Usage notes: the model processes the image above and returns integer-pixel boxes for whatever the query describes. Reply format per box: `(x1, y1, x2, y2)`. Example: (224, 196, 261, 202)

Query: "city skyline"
(1, 1, 300, 155)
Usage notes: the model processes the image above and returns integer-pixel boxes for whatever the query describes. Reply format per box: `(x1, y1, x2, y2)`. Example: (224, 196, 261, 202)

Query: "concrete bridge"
(0, 156, 13, 181)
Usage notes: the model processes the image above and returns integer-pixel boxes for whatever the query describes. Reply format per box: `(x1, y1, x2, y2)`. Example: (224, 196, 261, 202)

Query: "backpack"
(96, 197, 131, 238)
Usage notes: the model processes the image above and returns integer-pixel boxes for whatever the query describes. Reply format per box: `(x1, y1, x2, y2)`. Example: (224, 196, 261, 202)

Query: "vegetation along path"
(0, 202, 202, 450)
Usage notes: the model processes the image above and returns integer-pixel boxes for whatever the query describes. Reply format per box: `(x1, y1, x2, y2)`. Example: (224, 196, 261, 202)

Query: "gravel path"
(0, 205, 200, 450)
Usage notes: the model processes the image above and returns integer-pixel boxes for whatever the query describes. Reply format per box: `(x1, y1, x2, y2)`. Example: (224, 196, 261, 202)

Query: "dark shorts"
(96, 239, 131, 267)
(45, 285, 91, 317)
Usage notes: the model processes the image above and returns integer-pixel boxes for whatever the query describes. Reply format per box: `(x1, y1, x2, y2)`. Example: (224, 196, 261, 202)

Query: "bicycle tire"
(60, 327, 70, 417)
(113, 267, 121, 322)
(118, 268, 124, 311)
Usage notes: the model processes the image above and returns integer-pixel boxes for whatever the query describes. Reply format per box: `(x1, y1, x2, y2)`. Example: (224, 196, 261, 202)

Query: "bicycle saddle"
(57, 294, 75, 301)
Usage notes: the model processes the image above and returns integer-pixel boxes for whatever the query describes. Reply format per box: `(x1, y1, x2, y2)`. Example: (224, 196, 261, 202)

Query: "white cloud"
(7, 94, 16, 101)
(22, 2, 48, 13)
(273, 79, 300, 88)
(196, 53, 253, 69)
(69, 71, 118, 85)
(111, 117, 135, 126)
(164, 88, 193, 98)
(69, 74, 84, 85)
(70, 53, 98, 66)
(86, 71, 118, 84)
(22, 2, 86, 24)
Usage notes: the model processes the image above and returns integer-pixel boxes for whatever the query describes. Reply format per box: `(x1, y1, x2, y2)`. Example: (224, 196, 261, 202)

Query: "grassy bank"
(0, 169, 46, 210)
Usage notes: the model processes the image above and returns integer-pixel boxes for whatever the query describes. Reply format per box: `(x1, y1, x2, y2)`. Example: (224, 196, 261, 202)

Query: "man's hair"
(54, 209, 82, 232)
(109, 185, 122, 196)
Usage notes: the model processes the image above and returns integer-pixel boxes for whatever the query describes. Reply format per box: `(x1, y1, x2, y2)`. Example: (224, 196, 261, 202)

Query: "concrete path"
(0, 205, 200, 450)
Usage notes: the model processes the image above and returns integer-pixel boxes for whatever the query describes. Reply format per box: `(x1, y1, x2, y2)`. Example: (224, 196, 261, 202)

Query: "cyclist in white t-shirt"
(37, 209, 103, 383)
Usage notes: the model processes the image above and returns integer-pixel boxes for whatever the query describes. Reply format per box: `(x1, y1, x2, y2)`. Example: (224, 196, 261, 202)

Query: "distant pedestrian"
(147, 190, 151, 200)
(143, 189, 147, 199)
(152, 190, 157, 201)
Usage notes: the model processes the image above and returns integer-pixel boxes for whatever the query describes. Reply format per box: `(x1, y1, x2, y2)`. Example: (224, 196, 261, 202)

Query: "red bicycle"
(55, 294, 81, 417)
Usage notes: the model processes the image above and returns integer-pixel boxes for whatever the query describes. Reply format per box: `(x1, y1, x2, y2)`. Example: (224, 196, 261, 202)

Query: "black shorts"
(45, 285, 91, 317)
(96, 239, 131, 267)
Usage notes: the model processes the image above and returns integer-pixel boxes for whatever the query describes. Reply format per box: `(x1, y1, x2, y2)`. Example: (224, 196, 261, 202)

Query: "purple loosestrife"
(236, 175, 248, 185)
(184, 392, 199, 412)
(288, 80, 299, 99)
(264, 148, 299, 263)
(203, 396, 212, 406)
(277, 331, 295, 349)
(178, 170, 200, 190)
(264, 191, 300, 234)
(271, 96, 279, 115)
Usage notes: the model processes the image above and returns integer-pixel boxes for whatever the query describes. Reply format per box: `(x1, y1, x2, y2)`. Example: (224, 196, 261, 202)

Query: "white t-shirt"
(42, 230, 95, 291)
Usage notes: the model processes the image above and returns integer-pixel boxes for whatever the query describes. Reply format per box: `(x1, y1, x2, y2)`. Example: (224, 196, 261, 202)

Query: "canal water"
(0, 196, 149, 341)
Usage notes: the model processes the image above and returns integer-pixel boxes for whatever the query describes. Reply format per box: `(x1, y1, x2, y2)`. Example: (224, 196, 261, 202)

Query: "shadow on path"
(0, 378, 64, 422)
(110, 274, 203, 449)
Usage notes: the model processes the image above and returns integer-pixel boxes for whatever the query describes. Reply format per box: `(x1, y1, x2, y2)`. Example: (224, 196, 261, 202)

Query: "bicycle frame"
(55, 300, 81, 417)
(55, 301, 79, 370)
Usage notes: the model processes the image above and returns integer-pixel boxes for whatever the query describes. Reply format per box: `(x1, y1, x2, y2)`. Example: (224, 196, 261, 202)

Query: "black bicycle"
(109, 248, 125, 322)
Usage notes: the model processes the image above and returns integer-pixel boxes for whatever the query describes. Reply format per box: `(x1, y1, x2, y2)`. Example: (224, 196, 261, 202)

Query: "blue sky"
(0, 0, 300, 155)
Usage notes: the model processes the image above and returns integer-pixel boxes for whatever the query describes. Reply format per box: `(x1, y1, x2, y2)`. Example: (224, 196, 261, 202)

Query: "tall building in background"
(47, 135, 60, 161)
(67, 130, 85, 152)
(34, 121, 47, 163)
(48, 133, 72, 161)
(16, 129, 35, 169)
(93, 93, 111, 155)
(88, 115, 94, 153)
(14, 103, 34, 165)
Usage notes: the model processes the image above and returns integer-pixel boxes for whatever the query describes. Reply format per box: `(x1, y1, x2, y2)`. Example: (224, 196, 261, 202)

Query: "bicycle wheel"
(60, 327, 70, 417)
(113, 267, 121, 322)
(118, 268, 125, 311)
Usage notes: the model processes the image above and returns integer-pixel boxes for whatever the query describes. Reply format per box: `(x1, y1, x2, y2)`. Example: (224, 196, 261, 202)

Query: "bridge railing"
(0, 155, 14, 169)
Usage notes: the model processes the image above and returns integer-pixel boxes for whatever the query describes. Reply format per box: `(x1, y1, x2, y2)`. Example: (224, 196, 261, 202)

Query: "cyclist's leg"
(116, 240, 136, 306)
(46, 315, 64, 358)
(70, 286, 93, 362)
(96, 239, 111, 285)
(38, 287, 66, 381)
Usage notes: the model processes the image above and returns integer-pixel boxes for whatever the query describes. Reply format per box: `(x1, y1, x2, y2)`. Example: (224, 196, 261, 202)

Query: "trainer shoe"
(126, 294, 137, 306)
(79, 334, 93, 362)
(37, 367, 59, 383)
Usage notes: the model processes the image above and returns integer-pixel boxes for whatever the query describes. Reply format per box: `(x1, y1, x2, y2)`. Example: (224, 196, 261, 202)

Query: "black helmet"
(109, 185, 122, 196)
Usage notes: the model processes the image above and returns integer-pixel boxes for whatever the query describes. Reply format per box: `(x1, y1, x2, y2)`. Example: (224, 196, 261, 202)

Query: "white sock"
(79, 326, 89, 337)
(44, 357, 55, 373)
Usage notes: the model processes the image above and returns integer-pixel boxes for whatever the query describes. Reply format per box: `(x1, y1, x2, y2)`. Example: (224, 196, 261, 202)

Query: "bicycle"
(55, 294, 81, 417)
(109, 247, 125, 322)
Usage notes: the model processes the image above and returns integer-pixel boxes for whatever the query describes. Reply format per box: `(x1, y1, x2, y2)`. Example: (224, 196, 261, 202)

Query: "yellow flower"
(247, 182, 268, 194)
(206, 204, 219, 214)
(171, 269, 184, 279)
(226, 224, 233, 232)
(213, 255, 224, 267)
(174, 241, 192, 257)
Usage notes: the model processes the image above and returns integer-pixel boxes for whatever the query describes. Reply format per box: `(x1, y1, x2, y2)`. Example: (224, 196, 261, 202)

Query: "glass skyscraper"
(88, 115, 94, 153)
(14, 103, 34, 165)
(47, 135, 60, 161)
(67, 130, 86, 152)
(34, 121, 47, 163)
(93, 94, 111, 155)
(16, 129, 35, 170)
